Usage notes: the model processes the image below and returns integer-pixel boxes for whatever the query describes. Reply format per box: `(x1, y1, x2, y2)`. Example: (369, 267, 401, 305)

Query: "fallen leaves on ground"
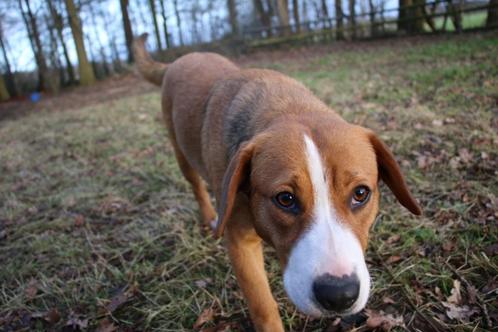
(102, 286, 135, 314)
(193, 307, 215, 330)
(441, 279, 479, 322)
(65, 311, 88, 330)
(31, 308, 61, 325)
(365, 309, 404, 331)
(24, 279, 38, 300)
(95, 318, 118, 332)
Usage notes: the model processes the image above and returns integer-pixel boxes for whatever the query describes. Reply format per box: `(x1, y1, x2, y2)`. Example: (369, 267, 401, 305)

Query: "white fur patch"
(283, 135, 370, 316)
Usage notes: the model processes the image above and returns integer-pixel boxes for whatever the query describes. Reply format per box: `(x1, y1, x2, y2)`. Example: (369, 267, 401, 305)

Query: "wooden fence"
(241, 0, 498, 48)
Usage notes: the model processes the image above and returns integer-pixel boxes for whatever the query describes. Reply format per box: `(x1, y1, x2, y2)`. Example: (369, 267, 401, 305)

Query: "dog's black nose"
(313, 273, 360, 312)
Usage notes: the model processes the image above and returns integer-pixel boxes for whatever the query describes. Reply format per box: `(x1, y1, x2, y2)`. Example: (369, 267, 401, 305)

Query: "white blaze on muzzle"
(283, 135, 370, 316)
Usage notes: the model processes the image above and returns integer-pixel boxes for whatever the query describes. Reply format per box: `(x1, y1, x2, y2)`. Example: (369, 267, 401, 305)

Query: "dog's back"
(133, 34, 239, 177)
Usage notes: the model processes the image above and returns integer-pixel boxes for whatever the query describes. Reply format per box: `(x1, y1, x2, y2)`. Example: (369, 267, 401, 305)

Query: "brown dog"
(133, 34, 421, 331)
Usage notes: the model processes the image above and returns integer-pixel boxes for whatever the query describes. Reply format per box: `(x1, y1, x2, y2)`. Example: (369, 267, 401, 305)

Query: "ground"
(0, 33, 497, 332)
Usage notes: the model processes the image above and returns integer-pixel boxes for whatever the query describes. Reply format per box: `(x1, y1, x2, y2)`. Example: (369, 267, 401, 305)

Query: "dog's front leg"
(225, 208, 284, 331)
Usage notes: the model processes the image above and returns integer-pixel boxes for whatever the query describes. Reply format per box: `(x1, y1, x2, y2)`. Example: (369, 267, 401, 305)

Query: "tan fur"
(133, 35, 421, 331)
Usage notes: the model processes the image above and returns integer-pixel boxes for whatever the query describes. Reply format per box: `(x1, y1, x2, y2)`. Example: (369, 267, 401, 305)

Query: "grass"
(1, 33, 498, 331)
(424, 11, 488, 32)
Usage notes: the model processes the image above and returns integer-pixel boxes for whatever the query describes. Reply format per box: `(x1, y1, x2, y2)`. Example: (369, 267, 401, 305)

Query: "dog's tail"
(132, 33, 168, 86)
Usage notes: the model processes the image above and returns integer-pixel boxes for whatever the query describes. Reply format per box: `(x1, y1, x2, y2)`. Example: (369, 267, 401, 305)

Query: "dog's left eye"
(351, 186, 371, 208)
(273, 192, 299, 213)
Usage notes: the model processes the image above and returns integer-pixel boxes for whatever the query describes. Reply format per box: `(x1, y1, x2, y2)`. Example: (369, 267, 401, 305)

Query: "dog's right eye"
(273, 192, 300, 214)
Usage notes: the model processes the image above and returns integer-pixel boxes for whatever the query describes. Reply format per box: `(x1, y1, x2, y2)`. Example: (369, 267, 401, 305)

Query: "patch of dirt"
(0, 73, 155, 122)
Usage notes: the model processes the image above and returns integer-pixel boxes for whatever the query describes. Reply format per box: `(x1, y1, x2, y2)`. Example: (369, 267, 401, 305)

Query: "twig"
(444, 261, 492, 329)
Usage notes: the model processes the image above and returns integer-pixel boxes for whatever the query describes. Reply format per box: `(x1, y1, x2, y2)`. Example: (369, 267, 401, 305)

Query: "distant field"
(425, 11, 488, 31)
(1, 33, 497, 331)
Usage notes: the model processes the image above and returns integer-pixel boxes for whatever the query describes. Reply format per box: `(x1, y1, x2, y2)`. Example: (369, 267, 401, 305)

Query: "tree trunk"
(253, 0, 273, 36)
(368, 0, 377, 36)
(336, 0, 345, 39)
(0, 27, 17, 97)
(349, 0, 357, 38)
(159, 0, 171, 48)
(148, 0, 163, 50)
(47, 0, 75, 85)
(411, 0, 426, 33)
(276, 0, 291, 35)
(423, 2, 437, 32)
(46, 14, 62, 94)
(65, 0, 96, 85)
(399, 0, 425, 33)
(398, 0, 408, 31)
(292, 0, 301, 32)
(120, 0, 134, 62)
(487, 0, 498, 27)
(0, 74, 10, 101)
(227, 0, 239, 36)
(19, 0, 49, 91)
(173, 0, 184, 45)
(321, 0, 329, 17)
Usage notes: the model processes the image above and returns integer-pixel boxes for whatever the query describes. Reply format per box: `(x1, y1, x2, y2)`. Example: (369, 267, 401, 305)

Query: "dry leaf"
(442, 302, 478, 322)
(31, 308, 61, 325)
(382, 296, 395, 304)
(386, 255, 402, 264)
(447, 280, 462, 305)
(25, 279, 38, 300)
(386, 234, 401, 244)
(195, 278, 212, 288)
(467, 285, 478, 304)
(442, 241, 455, 252)
(74, 214, 85, 227)
(200, 322, 233, 332)
(193, 307, 215, 329)
(45, 308, 61, 325)
(105, 289, 130, 313)
(66, 315, 89, 329)
(432, 119, 443, 127)
(458, 148, 472, 164)
(366, 309, 404, 331)
(96, 318, 118, 332)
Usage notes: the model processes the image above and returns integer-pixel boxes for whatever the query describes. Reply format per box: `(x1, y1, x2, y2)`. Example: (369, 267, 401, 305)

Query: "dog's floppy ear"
(368, 131, 422, 215)
(215, 142, 255, 238)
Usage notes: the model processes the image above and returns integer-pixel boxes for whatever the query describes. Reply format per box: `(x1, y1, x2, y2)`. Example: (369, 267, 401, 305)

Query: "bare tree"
(19, 0, 49, 91)
(0, 22, 17, 96)
(276, 0, 291, 35)
(398, 0, 425, 33)
(486, 0, 498, 27)
(336, 0, 345, 39)
(227, 0, 239, 36)
(173, 0, 184, 45)
(368, 0, 377, 36)
(159, 0, 171, 48)
(65, 0, 95, 85)
(0, 73, 9, 101)
(321, 0, 329, 17)
(349, 0, 357, 38)
(292, 0, 301, 32)
(254, 0, 273, 36)
(120, 0, 134, 62)
(47, 0, 75, 84)
(148, 0, 163, 50)
(97, 4, 122, 72)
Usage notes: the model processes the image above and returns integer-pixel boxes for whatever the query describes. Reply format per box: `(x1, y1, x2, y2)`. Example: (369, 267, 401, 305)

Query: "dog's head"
(215, 118, 421, 317)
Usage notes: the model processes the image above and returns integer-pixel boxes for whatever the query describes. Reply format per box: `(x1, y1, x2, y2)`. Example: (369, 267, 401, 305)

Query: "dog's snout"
(312, 273, 360, 312)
